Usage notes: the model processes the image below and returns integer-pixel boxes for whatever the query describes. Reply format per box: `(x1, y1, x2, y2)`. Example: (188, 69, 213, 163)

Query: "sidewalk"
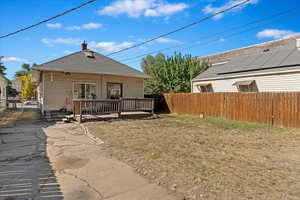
(44, 123, 178, 200)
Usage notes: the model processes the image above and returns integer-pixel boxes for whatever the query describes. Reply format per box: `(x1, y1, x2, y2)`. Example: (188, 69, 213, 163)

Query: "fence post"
(73, 101, 75, 118)
(118, 99, 122, 118)
(151, 98, 155, 114)
(79, 101, 82, 123)
(271, 93, 274, 126)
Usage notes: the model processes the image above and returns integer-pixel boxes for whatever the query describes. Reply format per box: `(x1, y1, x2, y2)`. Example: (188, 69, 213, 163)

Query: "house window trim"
(72, 82, 97, 100)
(233, 80, 258, 93)
(196, 83, 213, 93)
(107, 82, 123, 99)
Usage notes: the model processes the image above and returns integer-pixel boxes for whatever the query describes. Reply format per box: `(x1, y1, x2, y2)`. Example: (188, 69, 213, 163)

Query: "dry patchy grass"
(0, 108, 40, 128)
(87, 114, 300, 200)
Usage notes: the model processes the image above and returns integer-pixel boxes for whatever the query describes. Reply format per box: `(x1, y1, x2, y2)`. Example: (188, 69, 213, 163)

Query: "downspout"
(42, 71, 45, 114)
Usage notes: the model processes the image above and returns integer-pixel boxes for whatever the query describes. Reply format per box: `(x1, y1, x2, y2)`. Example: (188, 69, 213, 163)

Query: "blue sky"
(1, 0, 300, 79)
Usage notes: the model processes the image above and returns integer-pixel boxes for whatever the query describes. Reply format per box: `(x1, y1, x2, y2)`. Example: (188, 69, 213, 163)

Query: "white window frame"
(72, 82, 97, 100)
(197, 83, 213, 93)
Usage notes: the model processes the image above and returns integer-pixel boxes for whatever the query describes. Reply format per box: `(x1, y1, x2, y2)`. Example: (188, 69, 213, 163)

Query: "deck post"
(79, 101, 82, 123)
(118, 99, 122, 118)
(73, 101, 75, 118)
(151, 98, 155, 115)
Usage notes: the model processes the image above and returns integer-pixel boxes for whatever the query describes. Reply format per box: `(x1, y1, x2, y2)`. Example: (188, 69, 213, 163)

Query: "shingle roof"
(197, 34, 300, 65)
(32, 50, 150, 79)
(0, 74, 9, 82)
(193, 47, 300, 81)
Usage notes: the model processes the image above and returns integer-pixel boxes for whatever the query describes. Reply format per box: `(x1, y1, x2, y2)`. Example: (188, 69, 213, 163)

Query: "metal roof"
(32, 50, 150, 79)
(193, 47, 300, 81)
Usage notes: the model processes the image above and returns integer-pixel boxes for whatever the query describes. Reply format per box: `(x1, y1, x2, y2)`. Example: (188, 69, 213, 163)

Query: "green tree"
(0, 61, 7, 75)
(144, 52, 209, 94)
(141, 53, 165, 75)
(6, 80, 18, 97)
(0, 61, 18, 97)
(14, 63, 36, 78)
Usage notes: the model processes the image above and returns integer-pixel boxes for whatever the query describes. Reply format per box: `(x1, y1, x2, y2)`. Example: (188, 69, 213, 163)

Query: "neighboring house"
(0, 74, 8, 107)
(11, 79, 22, 93)
(32, 42, 149, 113)
(192, 36, 300, 93)
(198, 34, 300, 66)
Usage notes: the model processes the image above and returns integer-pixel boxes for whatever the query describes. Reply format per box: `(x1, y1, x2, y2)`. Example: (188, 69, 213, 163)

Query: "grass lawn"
(87, 114, 300, 200)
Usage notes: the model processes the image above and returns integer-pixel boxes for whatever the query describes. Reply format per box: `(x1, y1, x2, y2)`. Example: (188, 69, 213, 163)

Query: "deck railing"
(73, 98, 154, 122)
(121, 98, 154, 112)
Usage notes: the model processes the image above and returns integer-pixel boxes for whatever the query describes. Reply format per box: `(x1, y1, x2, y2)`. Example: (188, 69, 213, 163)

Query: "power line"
(117, 6, 300, 63)
(123, 12, 298, 65)
(105, 0, 250, 56)
(0, 0, 98, 39)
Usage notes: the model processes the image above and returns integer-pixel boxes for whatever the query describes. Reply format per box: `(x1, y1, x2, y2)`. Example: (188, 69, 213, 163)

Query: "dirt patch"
(87, 114, 300, 200)
(55, 155, 89, 171)
(0, 108, 41, 129)
(0, 110, 22, 128)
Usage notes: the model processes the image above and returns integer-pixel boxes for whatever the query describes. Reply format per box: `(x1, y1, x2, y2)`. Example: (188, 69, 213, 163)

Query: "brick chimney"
(82, 41, 88, 51)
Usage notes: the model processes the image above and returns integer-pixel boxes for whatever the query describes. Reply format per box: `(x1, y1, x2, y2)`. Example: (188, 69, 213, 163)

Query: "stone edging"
(78, 123, 104, 145)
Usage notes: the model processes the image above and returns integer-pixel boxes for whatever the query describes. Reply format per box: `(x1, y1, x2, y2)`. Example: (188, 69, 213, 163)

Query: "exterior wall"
(0, 77, 7, 107)
(101, 75, 144, 98)
(40, 71, 144, 111)
(192, 72, 300, 93)
(11, 79, 22, 93)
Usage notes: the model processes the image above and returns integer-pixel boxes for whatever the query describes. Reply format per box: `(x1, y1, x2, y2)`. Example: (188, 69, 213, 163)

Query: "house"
(32, 42, 149, 113)
(0, 74, 8, 107)
(11, 79, 22, 93)
(192, 36, 300, 93)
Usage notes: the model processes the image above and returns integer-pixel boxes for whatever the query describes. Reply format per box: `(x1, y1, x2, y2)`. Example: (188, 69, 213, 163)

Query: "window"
(197, 83, 213, 93)
(233, 80, 258, 92)
(107, 83, 122, 99)
(73, 83, 96, 99)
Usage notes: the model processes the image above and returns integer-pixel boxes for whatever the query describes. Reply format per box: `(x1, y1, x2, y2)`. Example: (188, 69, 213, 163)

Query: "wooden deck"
(73, 98, 154, 123)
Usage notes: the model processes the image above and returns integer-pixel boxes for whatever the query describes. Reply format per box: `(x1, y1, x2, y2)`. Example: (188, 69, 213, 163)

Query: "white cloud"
(67, 22, 102, 30)
(41, 38, 82, 46)
(256, 29, 299, 40)
(46, 23, 62, 29)
(144, 3, 188, 17)
(90, 41, 135, 53)
(2, 57, 29, 63)
(82, 22, 102, 30)
(202, 0, 258, 20)
(67, 26, 81, 31)
(98, 0, 188, 18)
(155, 37, 182, 44)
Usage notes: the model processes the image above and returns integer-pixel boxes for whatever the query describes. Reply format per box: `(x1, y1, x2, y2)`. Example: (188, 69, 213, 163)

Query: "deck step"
(43, 111, 72, 122)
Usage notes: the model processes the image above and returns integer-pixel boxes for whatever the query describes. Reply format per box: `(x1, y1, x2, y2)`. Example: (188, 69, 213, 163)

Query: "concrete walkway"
(0, 123, 63, 199)
(44, 123, 177, 200)
(0, 109, 177, 200)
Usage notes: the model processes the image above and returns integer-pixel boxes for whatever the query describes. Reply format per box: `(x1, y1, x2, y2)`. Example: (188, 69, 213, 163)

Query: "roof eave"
(31, 68, 150, 79)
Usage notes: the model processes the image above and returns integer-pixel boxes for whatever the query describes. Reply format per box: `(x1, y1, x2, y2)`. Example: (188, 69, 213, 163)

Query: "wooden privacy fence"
(164, 92, 300, 128)
(73, 98, 154, 122)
